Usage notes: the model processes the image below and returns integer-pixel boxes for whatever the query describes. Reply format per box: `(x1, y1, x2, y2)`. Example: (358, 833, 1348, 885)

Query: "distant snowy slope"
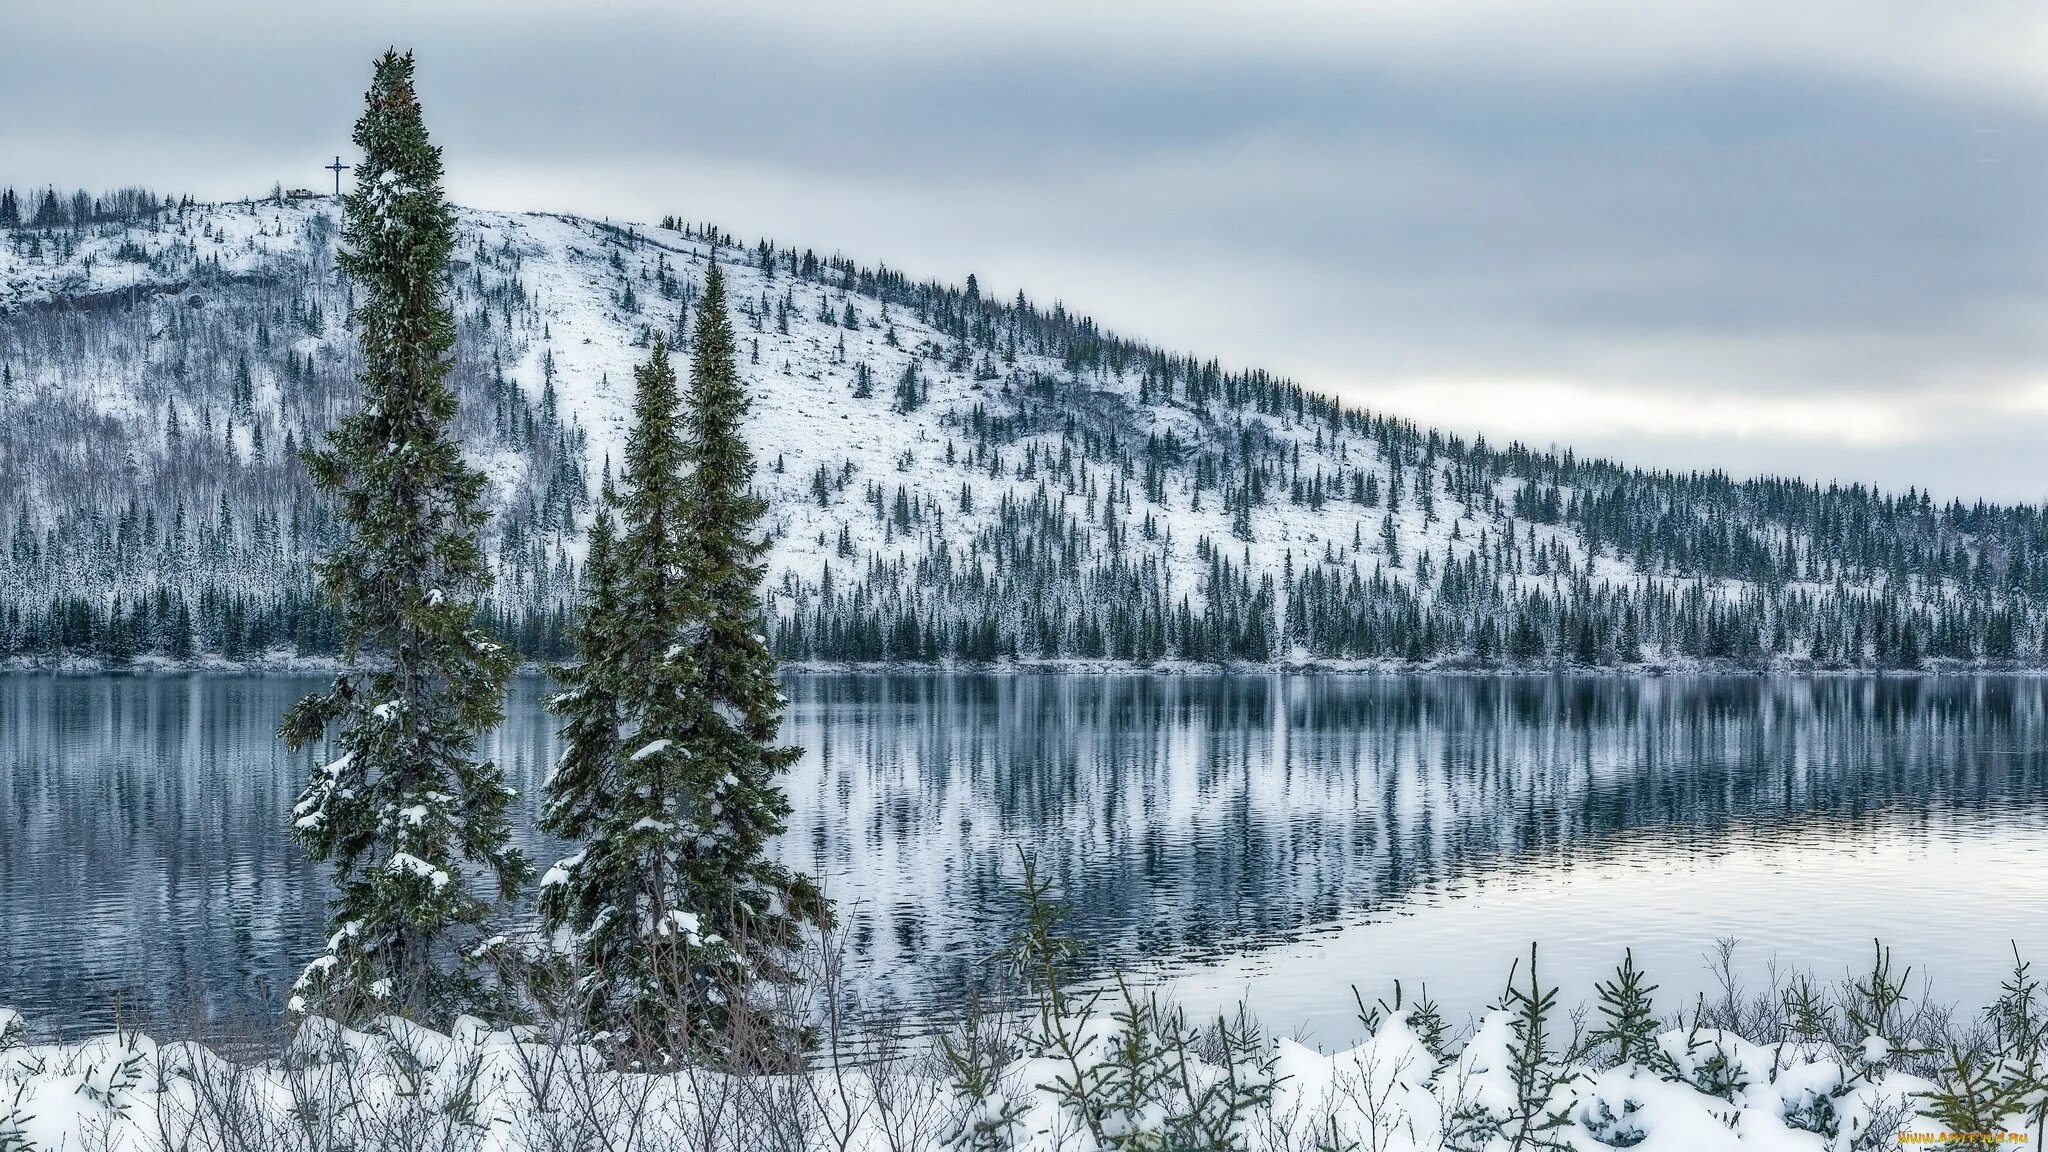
(3, 193, 2044, 669)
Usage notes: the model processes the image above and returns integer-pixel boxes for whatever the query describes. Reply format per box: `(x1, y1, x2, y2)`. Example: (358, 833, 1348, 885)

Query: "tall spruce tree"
(541, 272, 821, 1061)
(677, 263, 824, 1015)
(542, 336, 748, 1058)
(281, 50, 527, 1024)
(538, 335, 712, 1048)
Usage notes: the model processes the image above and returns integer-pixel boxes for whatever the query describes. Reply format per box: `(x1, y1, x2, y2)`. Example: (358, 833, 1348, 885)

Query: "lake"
(5, 672, 2048, 1047)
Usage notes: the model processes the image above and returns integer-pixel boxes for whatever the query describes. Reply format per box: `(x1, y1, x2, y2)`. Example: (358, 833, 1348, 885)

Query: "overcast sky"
(7, 0, 2046, 499)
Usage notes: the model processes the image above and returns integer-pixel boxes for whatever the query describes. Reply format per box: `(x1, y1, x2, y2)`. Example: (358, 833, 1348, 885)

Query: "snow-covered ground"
(0, 1002, 1970, 1152)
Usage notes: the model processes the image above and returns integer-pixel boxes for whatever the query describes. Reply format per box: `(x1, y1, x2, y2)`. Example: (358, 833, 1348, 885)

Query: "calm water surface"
(4, 673, 2048, 1045)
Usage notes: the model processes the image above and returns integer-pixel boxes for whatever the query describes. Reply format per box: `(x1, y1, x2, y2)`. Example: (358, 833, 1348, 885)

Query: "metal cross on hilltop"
(325, 156, 351, 197)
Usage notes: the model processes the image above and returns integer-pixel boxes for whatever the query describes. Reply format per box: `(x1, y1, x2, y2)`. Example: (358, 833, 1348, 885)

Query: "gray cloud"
(5, 0, 2046, 497)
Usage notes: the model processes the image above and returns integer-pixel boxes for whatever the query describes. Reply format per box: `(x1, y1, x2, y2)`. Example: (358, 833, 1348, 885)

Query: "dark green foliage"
(31, 190, 64, 229)
(540, 269, 822, 1062)
(999, 852, 1277, 1150)
(1673, 999, 1751, 1103)
(1403, 986, 1454, 1072)
(1591, 950, 1673, 1074)
(677, 262, 827, 1020)
(535, 501, 635, 1010)
(1920, 1044, 2033, 1151)
(1847, 938, 1922, 1057)
(1009, 853, 1108, 1140)
(1781, 972, 1835, 1047)
(280, 50, 527, 1024)
(1497, 944, 1574, 1150)
(540, 336, 725, 1056)
(1917, 945, 2048, 1148)
(894, 360, 923, 412)
(936, 1001, 1028, 1152)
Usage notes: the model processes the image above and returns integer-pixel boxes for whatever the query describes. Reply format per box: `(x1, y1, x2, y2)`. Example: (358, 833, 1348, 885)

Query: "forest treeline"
(5, 185, 2047, 670)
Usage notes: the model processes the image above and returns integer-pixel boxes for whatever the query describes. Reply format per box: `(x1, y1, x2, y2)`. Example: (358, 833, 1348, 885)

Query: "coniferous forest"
(3, 179, 2045, 672)
(10, 20, 2048, 1152)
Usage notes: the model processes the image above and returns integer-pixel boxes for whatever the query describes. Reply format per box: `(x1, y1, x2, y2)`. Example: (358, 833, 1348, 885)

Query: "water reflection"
(4, 673, 2047, 1038)
(779, 675, 2048, 1012)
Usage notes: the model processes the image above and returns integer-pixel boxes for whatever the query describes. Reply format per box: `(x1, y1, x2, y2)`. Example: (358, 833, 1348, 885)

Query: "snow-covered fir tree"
(538, 337, 713, 1054)
(541, 279, 823, 1061)
(280, 50, 529, 1024)
(535, 496, 637, 1024)
(675, 264, 824, 1021)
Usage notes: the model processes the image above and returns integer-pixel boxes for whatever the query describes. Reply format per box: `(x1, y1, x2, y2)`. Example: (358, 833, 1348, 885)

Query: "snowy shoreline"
(4, 908, 2044, 1152)
(0, 990, 2005, 1151)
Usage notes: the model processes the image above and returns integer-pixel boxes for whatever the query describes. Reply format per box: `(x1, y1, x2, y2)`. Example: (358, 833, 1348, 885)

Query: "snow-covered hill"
(3, 193, 2044, 669)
